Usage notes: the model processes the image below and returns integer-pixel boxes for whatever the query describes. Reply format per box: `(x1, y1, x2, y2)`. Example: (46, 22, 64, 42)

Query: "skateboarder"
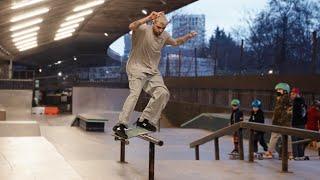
(248, 99, 268, 157)
(113, 11, 197, 138)
(229, 99, 244, 157)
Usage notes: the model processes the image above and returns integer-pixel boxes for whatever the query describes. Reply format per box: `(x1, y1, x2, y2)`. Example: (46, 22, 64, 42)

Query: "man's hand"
(166, 31, 198, 46)
(129, 11, 163, 31)
(148, 11, 164, 21)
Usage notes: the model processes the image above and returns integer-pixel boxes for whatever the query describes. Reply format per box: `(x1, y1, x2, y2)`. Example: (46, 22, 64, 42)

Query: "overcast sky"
(110, 0, 268, 55)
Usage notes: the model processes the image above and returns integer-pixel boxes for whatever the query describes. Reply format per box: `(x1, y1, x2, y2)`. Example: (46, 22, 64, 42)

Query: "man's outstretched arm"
(129, 11, 163, 31)
(166, 31, 197, 46)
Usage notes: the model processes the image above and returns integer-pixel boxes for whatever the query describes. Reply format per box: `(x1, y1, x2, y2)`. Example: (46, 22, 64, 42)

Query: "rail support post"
(195, 145, 200, 160)
(149, 142, 155, 180)
(248, 129, 255, 162)
(120, 140, 126, 163)
(238, 128, 244, 160)
(281, 135, 289, 172)
(214, 138, 220, 160)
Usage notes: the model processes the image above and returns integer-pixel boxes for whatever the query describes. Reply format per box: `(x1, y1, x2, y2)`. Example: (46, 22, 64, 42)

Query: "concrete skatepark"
(0, 0, 320, 179)
(0, 87, 319, 180)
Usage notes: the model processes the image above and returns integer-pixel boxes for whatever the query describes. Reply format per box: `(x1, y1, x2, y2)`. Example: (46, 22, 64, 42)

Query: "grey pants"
(118, 71, 170, 127)
(268, 132, 292, 153)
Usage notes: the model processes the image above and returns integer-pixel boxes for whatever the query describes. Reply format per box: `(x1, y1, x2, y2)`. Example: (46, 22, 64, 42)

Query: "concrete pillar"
(9, 59, 12, 79)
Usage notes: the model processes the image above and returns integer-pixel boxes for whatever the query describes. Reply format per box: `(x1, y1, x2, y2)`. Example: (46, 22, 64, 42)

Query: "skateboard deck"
(254, 152, 264, 160)
(112, 127, 152, 143)
(126, 127, 151, 138)
(228, 153, 240, 160)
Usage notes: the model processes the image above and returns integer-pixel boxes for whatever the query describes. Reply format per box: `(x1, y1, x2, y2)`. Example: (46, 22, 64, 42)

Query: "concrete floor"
(0, 111, 319, 180)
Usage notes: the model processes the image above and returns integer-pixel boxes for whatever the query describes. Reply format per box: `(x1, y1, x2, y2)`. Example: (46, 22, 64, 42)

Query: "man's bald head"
(152, 13, 168, 36)
(154, 14, 169, 26)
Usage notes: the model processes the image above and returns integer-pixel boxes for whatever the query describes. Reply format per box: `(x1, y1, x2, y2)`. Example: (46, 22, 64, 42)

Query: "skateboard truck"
(113, 134, 129, 145)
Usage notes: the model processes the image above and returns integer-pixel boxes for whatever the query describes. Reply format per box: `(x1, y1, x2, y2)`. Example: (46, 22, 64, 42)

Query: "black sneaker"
(113, 124, 128, 139)
(230, 149, 239, 154)
(135, 119, 157, 132)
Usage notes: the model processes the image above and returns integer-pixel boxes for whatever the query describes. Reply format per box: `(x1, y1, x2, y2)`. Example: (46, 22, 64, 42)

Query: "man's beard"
(153, 30, 161, 36)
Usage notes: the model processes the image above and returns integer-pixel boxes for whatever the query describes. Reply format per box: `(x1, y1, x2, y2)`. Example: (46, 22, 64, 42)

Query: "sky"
(110, 0, 269, 56)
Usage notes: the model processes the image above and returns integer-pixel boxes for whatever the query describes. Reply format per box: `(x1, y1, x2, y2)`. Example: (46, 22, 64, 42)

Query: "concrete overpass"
(0, 0, 196, 66)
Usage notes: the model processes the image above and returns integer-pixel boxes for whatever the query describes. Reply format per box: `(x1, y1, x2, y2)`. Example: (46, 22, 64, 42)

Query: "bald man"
(113, 11, 197, 138)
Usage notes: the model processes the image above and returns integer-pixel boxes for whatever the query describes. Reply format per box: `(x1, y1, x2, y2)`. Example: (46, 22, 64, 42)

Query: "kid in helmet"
(249, 99, 268, 152)
(251, 99, 262, 109)
(229, 98, 243, 155)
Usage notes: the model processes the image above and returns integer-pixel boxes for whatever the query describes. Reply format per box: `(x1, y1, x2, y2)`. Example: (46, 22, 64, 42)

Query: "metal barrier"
(116, 134, 163, 180)
(0, 79, 33, 89)
(190, 122, 320, 172)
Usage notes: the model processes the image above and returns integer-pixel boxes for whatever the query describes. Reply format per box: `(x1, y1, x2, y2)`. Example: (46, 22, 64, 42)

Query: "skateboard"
(228, 152, 240, 160)
(293, 156, 311, 160)
(112, 126, 152, 144)
(254, 152, 264, 160)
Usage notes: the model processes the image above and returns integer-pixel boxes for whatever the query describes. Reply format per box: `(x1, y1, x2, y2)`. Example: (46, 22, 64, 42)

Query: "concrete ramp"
(0, 121, 40, 137)
(0, 137, 81, 180)
(72, 87, 129, 115)
(0, 90, 32, 120)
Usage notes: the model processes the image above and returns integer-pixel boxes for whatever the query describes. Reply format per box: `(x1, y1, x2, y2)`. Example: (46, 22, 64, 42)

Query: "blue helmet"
(251, 99, 262, 108)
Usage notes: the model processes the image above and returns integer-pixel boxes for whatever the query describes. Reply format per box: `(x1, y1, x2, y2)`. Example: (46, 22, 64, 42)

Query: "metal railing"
(190, 122, 320, 172)
(116, 134, 163, 180)
(0, 79, 34, 89)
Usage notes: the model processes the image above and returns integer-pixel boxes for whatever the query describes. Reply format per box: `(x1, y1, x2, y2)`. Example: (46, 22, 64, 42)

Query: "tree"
(245, 0, 320, 74)
(209, 27, 240, 74)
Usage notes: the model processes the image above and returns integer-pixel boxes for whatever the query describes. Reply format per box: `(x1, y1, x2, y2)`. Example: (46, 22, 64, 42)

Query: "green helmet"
(231, 99, 240, 106)
(275, 83, 290, 93)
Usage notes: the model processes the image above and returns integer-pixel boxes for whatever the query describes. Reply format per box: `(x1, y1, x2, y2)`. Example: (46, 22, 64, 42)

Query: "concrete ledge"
(0, 109, 5, 120)
(0, 121, 40, 137)
(72, 113, 109, 132)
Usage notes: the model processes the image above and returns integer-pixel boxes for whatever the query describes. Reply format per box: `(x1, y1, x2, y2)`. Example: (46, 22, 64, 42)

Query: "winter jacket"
(306, 106, 320, 131)
(249, 109, 265, 124)
(292, 97, 307, 127)
(230, 108, 244, 125)
(272, 94, 292, 127)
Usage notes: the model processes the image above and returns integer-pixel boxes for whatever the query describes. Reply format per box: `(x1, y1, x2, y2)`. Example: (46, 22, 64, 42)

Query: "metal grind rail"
(190, 122, 320, 173)
(116, 134, 163, 180)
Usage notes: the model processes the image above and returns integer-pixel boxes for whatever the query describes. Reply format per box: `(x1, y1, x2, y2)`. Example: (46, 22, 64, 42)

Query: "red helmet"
(291, 87, 300, 95)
